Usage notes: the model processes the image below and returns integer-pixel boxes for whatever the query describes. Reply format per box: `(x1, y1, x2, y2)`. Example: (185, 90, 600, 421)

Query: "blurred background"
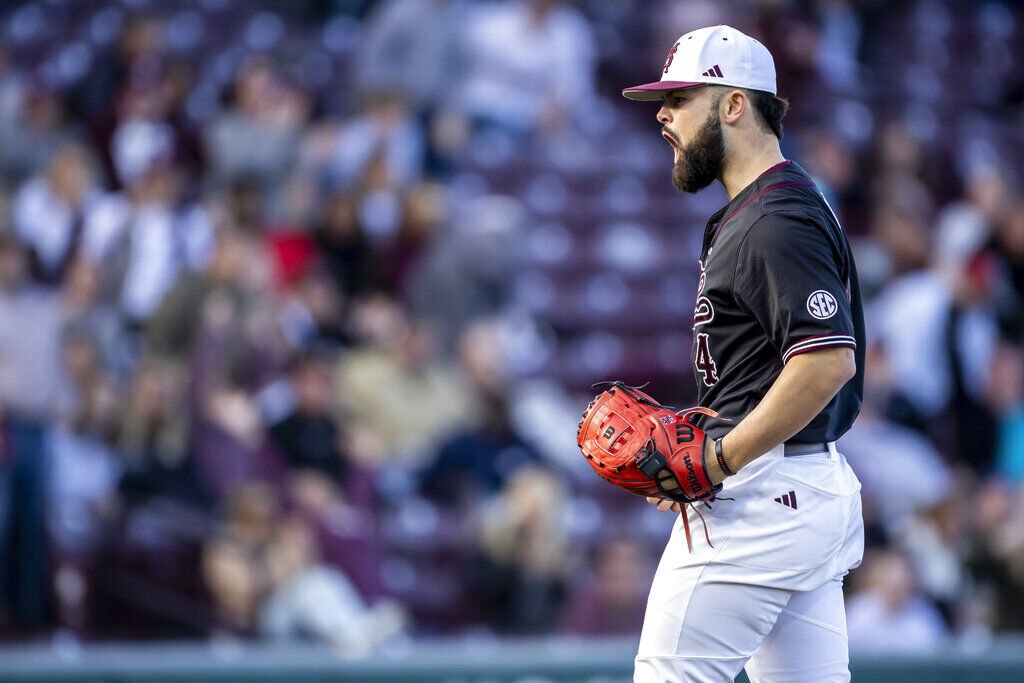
(1, 0, 1024, 680)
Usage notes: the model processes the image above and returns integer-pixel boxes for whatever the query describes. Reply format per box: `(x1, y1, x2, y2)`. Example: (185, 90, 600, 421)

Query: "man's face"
(657, 87, 725, 194)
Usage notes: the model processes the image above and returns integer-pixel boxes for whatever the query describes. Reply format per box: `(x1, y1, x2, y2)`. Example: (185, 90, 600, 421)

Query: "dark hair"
(742, 88, 789, 140)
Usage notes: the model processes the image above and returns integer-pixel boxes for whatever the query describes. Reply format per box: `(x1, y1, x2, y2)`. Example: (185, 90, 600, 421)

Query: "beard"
(669, 108, 725, 194)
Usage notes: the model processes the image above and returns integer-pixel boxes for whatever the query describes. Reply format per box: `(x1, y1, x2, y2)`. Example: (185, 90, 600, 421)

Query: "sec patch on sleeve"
(806, 290, 838, 319)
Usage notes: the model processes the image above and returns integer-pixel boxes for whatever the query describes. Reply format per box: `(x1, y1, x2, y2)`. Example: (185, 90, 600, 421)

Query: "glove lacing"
(681, 502, 712, 553)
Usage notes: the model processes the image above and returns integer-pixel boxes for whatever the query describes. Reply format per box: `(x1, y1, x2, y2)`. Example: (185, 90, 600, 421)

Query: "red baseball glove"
(577, 382, 721, 549)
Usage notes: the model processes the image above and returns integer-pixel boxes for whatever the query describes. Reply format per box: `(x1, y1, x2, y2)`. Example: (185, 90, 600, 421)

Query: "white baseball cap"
(622, 25, 777, 101)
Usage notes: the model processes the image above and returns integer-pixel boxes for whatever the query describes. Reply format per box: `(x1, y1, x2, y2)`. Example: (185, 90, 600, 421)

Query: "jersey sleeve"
(733, 212, 856, 364)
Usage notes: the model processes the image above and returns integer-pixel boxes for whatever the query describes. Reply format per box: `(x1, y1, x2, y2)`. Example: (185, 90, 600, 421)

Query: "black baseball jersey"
(689, 160, 865, 443)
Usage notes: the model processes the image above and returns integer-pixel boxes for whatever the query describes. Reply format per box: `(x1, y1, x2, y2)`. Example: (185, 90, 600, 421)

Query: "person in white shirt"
(83, 160, 213, 326)
(456, 0, 597, 135)
(13, 141, 100, 286)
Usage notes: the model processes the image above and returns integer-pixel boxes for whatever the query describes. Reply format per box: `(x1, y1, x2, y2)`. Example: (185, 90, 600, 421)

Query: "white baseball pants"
(635, 442, 864, 682)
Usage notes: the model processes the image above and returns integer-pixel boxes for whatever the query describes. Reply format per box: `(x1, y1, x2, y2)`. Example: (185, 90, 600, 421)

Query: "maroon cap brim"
(621, 80, 705, 101)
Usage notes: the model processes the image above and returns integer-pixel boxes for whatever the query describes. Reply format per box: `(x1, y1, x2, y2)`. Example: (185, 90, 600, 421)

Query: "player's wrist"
(715, 437, 735, 477)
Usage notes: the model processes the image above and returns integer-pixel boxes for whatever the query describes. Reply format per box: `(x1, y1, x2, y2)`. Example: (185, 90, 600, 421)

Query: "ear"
(721, 90, 747, 125)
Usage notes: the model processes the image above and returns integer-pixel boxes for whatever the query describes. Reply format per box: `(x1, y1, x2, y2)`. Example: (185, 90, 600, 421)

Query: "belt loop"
(827, 441, 839, 460)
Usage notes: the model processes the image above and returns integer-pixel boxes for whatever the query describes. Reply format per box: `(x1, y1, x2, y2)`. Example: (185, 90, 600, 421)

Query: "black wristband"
(715, 438, 734, 477)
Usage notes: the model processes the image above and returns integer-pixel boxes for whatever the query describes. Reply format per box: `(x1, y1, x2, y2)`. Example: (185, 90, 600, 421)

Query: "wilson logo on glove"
(676, 423, 695, 443)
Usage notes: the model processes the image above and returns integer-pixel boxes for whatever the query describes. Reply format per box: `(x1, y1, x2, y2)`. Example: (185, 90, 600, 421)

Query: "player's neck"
(719, 140, 786, 201)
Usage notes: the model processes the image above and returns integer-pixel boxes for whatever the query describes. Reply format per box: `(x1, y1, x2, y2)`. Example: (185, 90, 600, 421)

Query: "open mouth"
(662, 130, 680, 164)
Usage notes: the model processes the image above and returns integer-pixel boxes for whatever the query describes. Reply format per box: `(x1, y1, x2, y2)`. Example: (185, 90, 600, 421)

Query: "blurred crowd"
(0, 0, 1023, 656)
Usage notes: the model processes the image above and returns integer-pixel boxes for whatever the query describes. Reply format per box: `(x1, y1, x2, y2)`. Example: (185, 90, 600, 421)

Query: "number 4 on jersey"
(695, 333, 719, 386)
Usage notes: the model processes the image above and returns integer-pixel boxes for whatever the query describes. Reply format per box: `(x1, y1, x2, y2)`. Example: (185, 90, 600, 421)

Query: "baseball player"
(620, 25, 866, 682)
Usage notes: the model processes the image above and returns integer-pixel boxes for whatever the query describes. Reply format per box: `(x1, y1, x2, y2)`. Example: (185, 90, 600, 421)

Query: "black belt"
(784, 442, 830, 456)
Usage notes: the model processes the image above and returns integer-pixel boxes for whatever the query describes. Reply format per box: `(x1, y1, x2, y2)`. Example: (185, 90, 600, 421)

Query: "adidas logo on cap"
(622, 25, 778, 101)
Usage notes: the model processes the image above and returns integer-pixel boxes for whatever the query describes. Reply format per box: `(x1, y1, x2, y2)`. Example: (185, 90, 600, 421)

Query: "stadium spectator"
(847, 551, 949, 654)
(989, 341, 1024, 482)
(189, 314, 281, 500)
(75, 14, 166, 127)
(47, 359, 121, 635)
(966, 478, 1024, 631)
(382, 181, 447, 296)
(0, 80, 65, 184)
(455, 0, 597, 136)
(82, 159, 213, 326)
(986, 202, 1024, 338)
(268, 351, 351, 514)
(203, 480, 313, 633)
(468, 466, 569, 634)
(12, 142, 100, 286)
(355, 0, 468, 112)
(204, 480, 401, 650)
(407, 194, 522, 341)
(60, 259, 130, 379)
(314, 190, 383, 298)
(336, 301, 479, 466)
(328, 93, 424, 195)
(897, 494, 970, 622)
(224, 173, 270, 235)
(868, 203, 954, 432)
(117, 356, 205, 510)
(421, 389, 540, 507)
(205, 56, 310, 189)
(145, 230, 252, 359)
(0, 235, 62, 630)
(838, 343, 953, 524)
(561, 539, 651, 636)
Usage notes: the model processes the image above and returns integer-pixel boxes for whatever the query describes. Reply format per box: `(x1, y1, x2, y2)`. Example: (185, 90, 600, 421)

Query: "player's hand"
(646, 496, 683, 513)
